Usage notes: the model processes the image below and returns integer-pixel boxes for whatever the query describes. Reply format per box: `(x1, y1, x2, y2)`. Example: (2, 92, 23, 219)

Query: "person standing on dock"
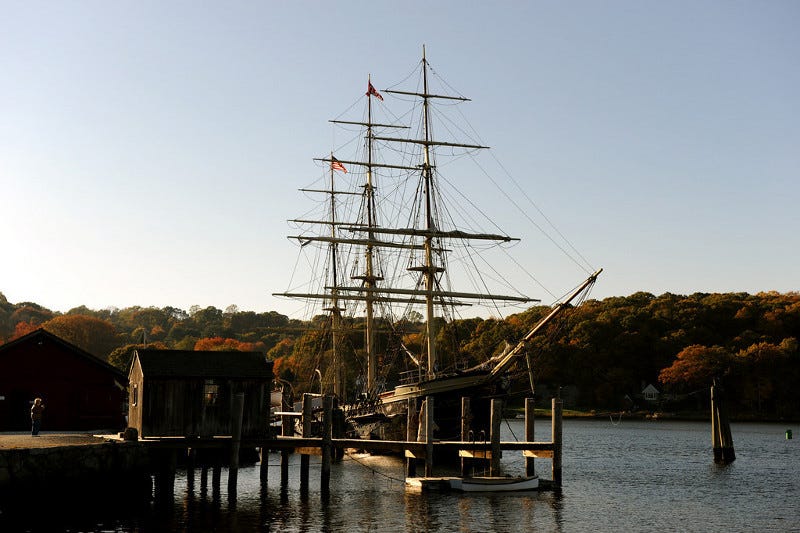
(30, 397, 45, 436)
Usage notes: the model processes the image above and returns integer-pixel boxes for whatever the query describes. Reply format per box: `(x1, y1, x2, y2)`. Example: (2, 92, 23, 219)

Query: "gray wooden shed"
(128, 349, 273, 439)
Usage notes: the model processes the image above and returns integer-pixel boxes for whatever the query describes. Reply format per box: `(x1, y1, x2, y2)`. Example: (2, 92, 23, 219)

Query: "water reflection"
(543, 490, 564, 533)
(2, 421, 796, 532)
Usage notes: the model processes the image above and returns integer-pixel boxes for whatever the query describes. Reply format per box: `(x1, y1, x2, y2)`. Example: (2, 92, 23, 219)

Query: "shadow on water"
(0, 474, 153, 532)
(3, 421, 795, 531)
(0, 458, 568, 532)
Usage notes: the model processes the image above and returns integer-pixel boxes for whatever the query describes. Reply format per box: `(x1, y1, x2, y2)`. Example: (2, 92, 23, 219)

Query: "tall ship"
(275, 48, 600, 442)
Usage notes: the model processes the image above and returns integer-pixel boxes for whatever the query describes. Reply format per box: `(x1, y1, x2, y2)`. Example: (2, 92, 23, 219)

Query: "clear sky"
(1, 1, 798, 319)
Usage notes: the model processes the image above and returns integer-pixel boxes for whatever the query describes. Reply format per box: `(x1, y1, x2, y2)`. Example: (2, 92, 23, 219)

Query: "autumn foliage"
(658, 345, 730, 387)
(42, 314, 118, 360)
(11, 321, 38, 340)
(194, 336, 266, 352)
(0, 289, 798, 416)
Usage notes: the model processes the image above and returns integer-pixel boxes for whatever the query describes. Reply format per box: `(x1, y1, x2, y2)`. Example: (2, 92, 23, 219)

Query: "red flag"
(366, 82, 383, 101)
(331, 156, 347, 173)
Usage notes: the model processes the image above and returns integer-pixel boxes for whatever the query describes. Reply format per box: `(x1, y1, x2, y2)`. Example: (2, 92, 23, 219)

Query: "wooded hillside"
(1, 290, 797, 418)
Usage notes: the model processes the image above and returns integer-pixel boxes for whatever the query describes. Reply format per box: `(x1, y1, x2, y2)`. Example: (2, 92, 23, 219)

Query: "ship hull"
(348, 371, 510, 443)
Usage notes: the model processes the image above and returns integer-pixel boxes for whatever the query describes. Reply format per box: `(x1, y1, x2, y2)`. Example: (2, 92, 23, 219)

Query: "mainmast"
(384, 46, 492, 381)
(361, 75, 379, 393)
(420, 46, 438, 380)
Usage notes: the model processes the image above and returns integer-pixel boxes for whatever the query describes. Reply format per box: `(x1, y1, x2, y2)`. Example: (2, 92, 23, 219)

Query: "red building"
(0, 329, 126, 431)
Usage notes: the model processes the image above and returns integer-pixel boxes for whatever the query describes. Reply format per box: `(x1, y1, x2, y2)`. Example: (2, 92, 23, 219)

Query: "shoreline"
(514, 408, 800, 424)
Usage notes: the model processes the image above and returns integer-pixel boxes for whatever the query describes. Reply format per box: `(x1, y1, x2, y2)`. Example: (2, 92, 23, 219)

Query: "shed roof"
(133, 349, 272, 379)
(0, 328, 126, 380)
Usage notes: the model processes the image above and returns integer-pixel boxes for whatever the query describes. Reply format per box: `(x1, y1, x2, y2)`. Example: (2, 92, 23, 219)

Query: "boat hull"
(450, 476, 539, 492)
(406, 476, 540, 492)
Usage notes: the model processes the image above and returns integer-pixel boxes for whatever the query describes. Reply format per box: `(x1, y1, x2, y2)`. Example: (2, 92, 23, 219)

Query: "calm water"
(2, 419, 798, 532)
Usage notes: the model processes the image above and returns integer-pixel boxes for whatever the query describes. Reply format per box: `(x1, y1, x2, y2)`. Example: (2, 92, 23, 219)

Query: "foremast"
(277, 77, 408, 400)
(324, 156, 344, 397)
(274, 152, 347, 397)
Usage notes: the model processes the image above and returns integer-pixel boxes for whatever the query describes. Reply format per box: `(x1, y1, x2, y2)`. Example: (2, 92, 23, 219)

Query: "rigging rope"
(342, 450, 406, 484)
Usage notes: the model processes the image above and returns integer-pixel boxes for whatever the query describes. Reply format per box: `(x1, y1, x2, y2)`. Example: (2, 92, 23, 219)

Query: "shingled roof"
(133, 349, 272, 379)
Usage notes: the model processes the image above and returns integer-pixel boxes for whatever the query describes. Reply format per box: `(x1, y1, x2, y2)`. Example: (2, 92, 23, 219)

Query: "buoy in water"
(787, 429, 793, 440)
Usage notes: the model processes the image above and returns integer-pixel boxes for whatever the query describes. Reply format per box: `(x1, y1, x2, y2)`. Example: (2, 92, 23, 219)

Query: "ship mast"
(277, 49, 542, 398)
(420, 47, 438, 380)
(324, 154, 343, 397)
(384, 46, 493, 381)
(362, 75, 379, 392)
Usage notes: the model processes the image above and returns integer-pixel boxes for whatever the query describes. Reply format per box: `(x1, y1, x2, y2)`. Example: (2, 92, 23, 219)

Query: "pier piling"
(461, 397, 472, 477)
(321, 395, 333, 495)
(711, 378, 735, 464)
(212, 462, 222, 502)
(424, 397, 434, 477)
(525, 397, 535, 477)
(187, 447, 196, 493)
(490, 399, 502, 476)
(280, 390, 292, 486)
(259, 446, 268, 483)
(154, 449, 177, 504)
(552, 397, 563, 487)
(228, 392, 245, 495)
(406, 398, 418, 478)
(333, 398, 344, 462)
(300, 393, 313, 492)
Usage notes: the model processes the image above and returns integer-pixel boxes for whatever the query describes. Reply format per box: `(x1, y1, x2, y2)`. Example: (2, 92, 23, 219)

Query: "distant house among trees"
(642, 384, 660, 402)
(127, 349, 273, 439)
(0, 329, 127, 431)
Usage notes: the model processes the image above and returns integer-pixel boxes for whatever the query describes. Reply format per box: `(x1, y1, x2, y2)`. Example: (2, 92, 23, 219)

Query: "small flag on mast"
(331, 156, 347, 173)
(366, 82, 384, 101)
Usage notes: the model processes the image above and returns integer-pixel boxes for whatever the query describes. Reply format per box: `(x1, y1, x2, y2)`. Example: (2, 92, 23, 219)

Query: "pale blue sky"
(1, 1, 798, 318)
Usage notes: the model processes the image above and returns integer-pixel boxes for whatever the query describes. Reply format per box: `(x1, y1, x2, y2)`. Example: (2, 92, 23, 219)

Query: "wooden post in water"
(424, 397, 434, 477)
(525, 397, 535, 477)
(490, 398, 502, 476)
(259, 446, 269, 484)
(228, 392, 245, 495)
(212, 461, 222, 504)
(711, 379, 735, 464)
(300, 393, 313, 492)
(406, 398, 418, 478)
(321, 394, 333, 495)
(552, 397, 563, 487)
(155, 449, 177, 504)
(280, 389, 292, 485)
(200, 464, 208, 496)
(333, 397, 344, 462)
(187, 447, 196, 494)
(461, 397, 472, 477)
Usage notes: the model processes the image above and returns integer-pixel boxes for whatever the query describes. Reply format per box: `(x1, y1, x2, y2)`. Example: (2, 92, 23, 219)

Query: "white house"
(642, 384, 660, 402)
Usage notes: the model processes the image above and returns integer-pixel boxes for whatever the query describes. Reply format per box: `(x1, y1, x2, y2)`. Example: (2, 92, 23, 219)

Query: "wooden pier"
(2, 394, 564, 503)
(126, 393, 564, 499)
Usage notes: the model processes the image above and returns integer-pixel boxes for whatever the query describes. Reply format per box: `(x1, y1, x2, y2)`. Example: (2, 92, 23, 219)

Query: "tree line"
(1, 290, 797, 418)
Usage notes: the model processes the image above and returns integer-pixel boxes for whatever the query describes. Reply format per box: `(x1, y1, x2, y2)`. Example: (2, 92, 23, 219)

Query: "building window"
(132, 384, 138, 406)
(204, 380, 219, 406)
